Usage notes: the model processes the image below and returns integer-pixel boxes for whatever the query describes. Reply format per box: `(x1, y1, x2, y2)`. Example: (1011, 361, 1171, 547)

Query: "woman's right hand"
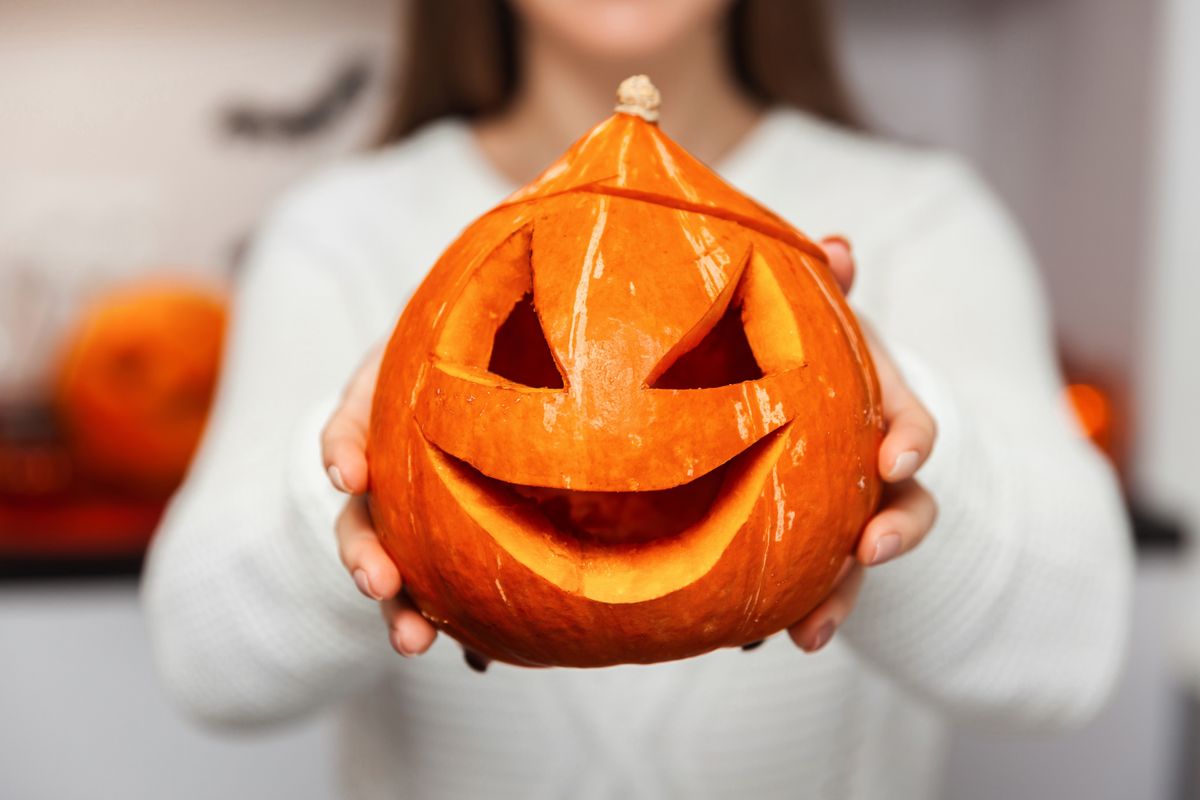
(321, 344, 441, 659)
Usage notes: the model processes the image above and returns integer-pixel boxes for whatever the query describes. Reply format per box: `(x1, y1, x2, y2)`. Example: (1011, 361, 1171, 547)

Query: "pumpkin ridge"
(493, 183, 827, 265)
(583, 185, 828, 262)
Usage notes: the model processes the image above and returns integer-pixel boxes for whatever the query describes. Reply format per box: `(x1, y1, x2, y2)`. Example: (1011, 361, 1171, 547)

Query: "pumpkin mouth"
(420, 424, 790, 604)
(437, 445, 734, 546)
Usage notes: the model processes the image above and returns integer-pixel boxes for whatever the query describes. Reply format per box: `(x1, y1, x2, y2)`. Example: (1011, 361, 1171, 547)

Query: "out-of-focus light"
(1065, 382, 1113, 454)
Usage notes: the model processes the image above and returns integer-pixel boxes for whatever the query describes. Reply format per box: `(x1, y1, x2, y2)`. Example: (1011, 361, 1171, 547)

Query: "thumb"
(321, 343, 385, 495)
(820, 236, 855, 295)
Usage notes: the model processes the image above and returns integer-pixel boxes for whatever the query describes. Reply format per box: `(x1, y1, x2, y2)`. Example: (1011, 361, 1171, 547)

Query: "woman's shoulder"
(266, 119, 482, 228)
(751, 108, 979, 188)
(248, 118, 514, 294)
(737, 107, 1008, 245)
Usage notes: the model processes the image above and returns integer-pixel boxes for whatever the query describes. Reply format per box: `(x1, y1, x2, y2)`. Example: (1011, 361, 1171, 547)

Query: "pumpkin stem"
(615, 75, 661, 123)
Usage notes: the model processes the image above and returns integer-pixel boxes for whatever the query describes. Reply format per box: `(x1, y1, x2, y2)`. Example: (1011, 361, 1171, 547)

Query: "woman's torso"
(341, 635, 942, 800)
(289, 111, 960, 799)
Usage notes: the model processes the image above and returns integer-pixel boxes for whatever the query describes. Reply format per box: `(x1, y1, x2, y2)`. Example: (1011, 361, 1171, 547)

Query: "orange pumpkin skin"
(369, 103, 883, 667)
(57, 283, 226, 495)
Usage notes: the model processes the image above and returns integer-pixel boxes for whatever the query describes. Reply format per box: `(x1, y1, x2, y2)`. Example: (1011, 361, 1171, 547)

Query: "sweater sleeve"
(839, 158, 1134, 730)
(140, 190, 399, 729)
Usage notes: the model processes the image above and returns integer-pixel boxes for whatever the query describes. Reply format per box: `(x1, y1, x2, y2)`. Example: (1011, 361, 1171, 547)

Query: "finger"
(820, 236, 856, 295)
(870, 337, 936, 482)
(336, 496, 401, 601)
(857, 480, 938, 566)
(321, 344, 384, 495)
(381, 595, 438, 657)
(788, 563, 865, 653)
(744, 556, 855, 652)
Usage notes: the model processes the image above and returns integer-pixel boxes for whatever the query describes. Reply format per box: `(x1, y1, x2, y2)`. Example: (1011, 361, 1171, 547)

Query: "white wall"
(1135, 0, 1200, 537)
(1136, 0, 1200, 702)
(0, 0, 398, 402)
(0, 581, 336, 800)
(838, 0, 1156, 425)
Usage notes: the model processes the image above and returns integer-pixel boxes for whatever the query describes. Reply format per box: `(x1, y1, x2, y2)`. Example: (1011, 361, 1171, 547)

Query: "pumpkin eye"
(488, 292, 564, 389)
(434, 224, 567, 389)
(648, 249, 803, 389)
(648, 301, 762, 389)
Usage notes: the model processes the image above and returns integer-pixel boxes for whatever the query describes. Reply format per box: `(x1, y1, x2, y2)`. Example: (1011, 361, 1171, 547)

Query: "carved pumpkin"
(369, 77, 882, 667)
(57, 282, 226, 495)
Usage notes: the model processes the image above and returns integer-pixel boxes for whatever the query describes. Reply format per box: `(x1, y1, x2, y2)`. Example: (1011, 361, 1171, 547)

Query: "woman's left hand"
(783, 237, 939, 654)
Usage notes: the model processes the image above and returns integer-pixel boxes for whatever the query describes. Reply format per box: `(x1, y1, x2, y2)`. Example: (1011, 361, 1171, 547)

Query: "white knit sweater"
(141, 109, 1132, 800)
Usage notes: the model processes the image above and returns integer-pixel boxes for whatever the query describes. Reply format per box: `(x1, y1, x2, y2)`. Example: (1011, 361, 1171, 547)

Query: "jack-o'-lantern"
(57, 282, 226, 495)
(369, 77, 882, 667)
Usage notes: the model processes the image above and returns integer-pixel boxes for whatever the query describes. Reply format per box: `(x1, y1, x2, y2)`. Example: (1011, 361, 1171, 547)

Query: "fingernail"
(805, 621, 836, 653)
(328, 465, 349, 493)
(870, 533, 902, 566)
(464, 650, 489, 673)
(888, 450, 919, 481)
(741, 639, 766, 651)
(353, 568, 380, 601)
(822, 234, 852, 253)
(391, 628, 415, 657)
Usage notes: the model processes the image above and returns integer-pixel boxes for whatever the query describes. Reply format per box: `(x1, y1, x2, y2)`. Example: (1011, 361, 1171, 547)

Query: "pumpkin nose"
(530, 192, 753, 391)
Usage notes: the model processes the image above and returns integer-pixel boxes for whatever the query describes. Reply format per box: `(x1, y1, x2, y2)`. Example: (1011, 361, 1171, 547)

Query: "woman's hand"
(322, 344, 442, 660)
(782, 237, 938, 654)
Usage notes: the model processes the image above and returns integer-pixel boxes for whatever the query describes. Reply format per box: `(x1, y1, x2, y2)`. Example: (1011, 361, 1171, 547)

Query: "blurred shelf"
(1131, 501, 1188, 554)
(1, 406, 167, 581)
(0, 493, 163, 580)
(0, 555, 145, 582)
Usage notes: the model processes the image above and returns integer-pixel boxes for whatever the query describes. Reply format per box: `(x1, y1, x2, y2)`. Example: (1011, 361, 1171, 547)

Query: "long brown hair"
(379, 0, 857, 143)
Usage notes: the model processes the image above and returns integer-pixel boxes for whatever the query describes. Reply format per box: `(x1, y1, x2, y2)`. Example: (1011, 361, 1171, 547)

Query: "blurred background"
(1, 0, 1198, 797)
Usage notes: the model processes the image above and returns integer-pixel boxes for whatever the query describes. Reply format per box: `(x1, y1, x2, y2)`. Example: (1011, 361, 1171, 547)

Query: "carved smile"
(421, 423, 790, 604)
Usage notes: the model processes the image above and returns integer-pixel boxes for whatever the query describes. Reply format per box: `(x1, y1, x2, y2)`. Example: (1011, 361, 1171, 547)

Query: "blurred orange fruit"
(56, 282, 226, 495)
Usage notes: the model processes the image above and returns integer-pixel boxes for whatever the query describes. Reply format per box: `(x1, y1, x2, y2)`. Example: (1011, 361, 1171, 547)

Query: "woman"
(142, 1, 1132, 798)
